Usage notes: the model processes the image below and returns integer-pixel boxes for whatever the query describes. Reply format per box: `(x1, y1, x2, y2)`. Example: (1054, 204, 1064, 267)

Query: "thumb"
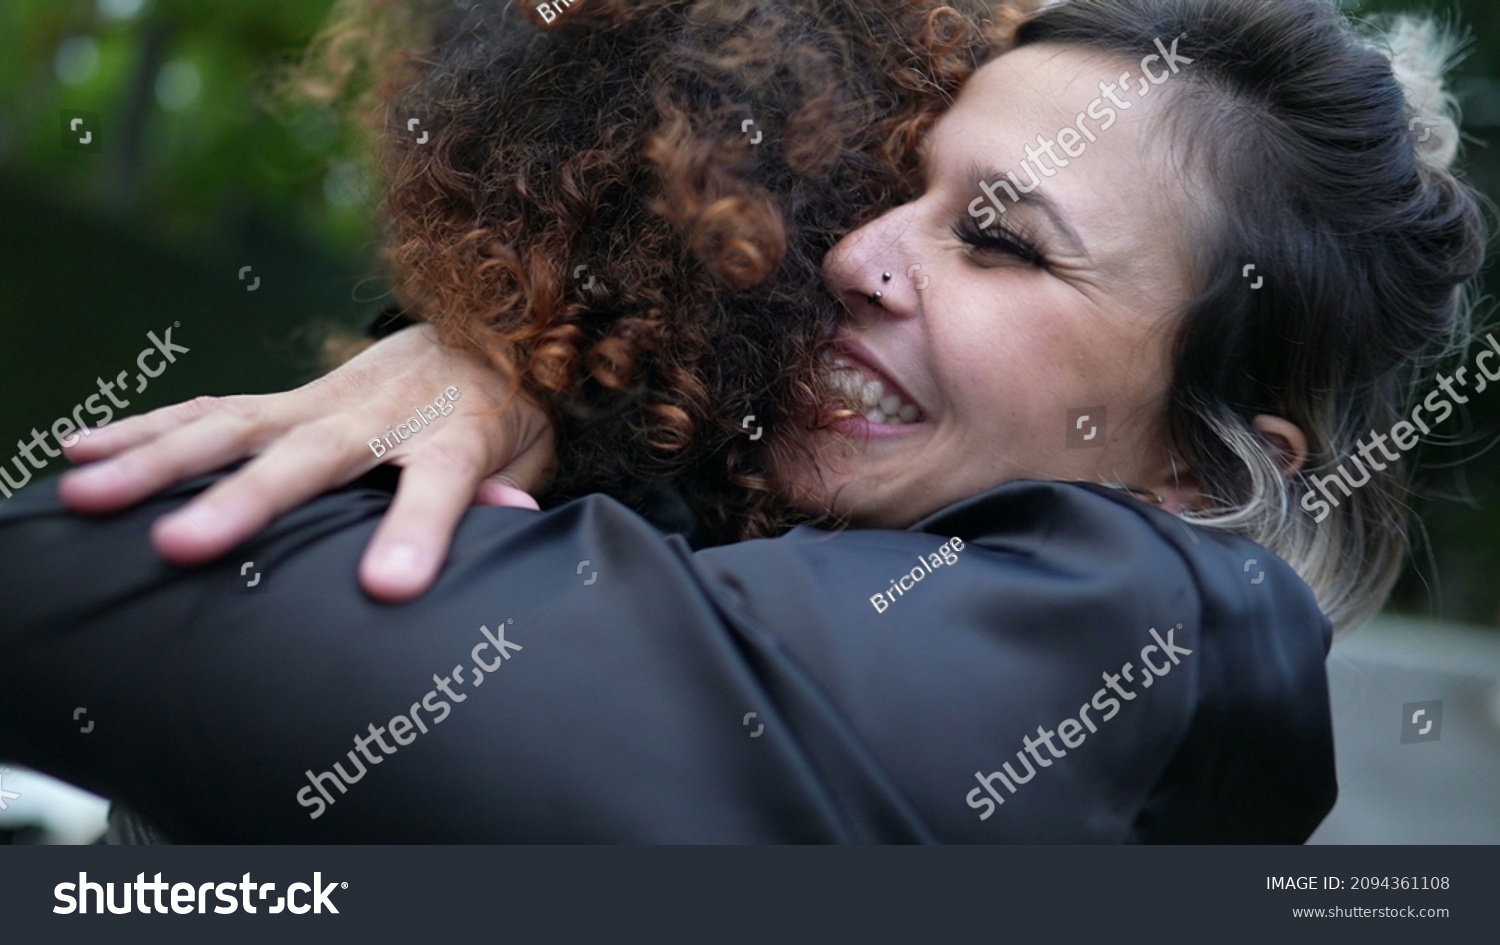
(473, 477, 540, 510)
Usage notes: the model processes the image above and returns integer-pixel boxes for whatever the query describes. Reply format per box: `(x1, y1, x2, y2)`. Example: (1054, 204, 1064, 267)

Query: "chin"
(774, 446, 934, 527)
(830, 486, 926, 530)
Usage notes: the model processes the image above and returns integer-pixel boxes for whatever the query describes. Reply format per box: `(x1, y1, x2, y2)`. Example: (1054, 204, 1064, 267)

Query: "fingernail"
(377, 543, 427, 577)
(65, 461, 119, 487)
(507, 490, 540, 511)
(164, 504, 228, 539)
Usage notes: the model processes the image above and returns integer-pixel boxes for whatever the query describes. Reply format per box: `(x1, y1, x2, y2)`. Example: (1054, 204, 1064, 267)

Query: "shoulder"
(780, 479, 1336, 842)
(930, 480, 1338, 842)
(918, 479, 1330, 658)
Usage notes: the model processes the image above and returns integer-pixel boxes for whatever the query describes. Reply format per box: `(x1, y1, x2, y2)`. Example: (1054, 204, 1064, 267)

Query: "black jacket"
(0, 474, 1336, 842)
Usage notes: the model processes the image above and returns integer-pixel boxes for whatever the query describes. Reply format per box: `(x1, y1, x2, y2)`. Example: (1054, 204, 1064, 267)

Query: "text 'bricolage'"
(870, 538, 965, 613)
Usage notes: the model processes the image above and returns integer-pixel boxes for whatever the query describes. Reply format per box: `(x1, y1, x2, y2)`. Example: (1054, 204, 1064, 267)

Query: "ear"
(1252, 414, 1308, 477)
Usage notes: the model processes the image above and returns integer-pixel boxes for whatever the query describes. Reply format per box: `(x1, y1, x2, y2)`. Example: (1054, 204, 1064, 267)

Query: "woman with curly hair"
(53, 0, 1006, 600)
(0, 0, 1486, 842)
(356, 0, 1013, 540)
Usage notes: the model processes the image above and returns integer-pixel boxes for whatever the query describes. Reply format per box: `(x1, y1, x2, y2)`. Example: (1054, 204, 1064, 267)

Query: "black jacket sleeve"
(0, 474, 1336, 843)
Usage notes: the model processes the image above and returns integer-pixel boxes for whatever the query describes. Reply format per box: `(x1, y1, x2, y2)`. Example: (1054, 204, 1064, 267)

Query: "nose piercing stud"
(882, 272, 893, 282)
(869, 291, 884, 304)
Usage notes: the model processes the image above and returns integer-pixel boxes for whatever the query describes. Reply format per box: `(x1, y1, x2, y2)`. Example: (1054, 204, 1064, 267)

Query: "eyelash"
(952, 220, 1047, 269)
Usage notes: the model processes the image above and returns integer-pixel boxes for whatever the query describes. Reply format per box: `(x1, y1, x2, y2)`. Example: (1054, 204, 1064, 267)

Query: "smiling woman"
(0, 0, 1487, 844)
(779, 41, 1205, 531)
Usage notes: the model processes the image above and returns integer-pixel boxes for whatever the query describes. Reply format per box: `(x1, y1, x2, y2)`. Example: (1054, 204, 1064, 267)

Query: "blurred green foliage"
(0, 0, 1498, 625)
(0, 0, 381, 488)
(0, 0, 373, 248)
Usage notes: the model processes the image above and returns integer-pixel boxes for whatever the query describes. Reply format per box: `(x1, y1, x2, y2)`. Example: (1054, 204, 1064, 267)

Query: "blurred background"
(0, 0, 1495, 842)
(0, 0, 383, 439)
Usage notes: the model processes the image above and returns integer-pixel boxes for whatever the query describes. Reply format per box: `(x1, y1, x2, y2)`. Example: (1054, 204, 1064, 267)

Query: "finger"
(59, 404, 267, 514)
(359, 440, 491, 602)
(151, 419, 380, 566)
(61, 395, 228, 465)
(471, 415, 553, 507)
(478, 421, 555, 501)
(473, 481, 540, 509)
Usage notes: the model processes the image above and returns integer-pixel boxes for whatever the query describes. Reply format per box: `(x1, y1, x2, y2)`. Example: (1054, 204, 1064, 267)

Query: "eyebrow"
(969, 161, 1090, 259)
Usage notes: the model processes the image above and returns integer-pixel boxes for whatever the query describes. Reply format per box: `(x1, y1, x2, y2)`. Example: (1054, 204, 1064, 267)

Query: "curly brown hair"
(296, 0, 1024, 540)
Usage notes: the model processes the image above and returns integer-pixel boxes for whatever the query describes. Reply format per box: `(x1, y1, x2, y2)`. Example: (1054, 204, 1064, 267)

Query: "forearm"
(0, 475, 1250, 843)
(0, 473, 843, 841)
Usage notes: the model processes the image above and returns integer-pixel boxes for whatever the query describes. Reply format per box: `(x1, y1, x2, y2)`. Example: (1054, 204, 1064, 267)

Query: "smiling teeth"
(822, 355, 922, 425)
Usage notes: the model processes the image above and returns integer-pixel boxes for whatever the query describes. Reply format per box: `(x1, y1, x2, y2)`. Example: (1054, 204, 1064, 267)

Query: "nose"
(823, 205, 920, 323)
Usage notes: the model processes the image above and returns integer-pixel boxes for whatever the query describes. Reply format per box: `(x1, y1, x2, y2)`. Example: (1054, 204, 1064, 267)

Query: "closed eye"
(952, 220, 1048, 268)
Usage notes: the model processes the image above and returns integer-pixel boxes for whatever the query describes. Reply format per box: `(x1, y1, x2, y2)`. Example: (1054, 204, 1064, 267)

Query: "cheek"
(935, 300, 1085, 429)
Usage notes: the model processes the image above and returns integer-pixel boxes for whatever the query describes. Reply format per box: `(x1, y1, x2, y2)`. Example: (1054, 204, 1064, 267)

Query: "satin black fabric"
(0, 474, 1335, 842)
